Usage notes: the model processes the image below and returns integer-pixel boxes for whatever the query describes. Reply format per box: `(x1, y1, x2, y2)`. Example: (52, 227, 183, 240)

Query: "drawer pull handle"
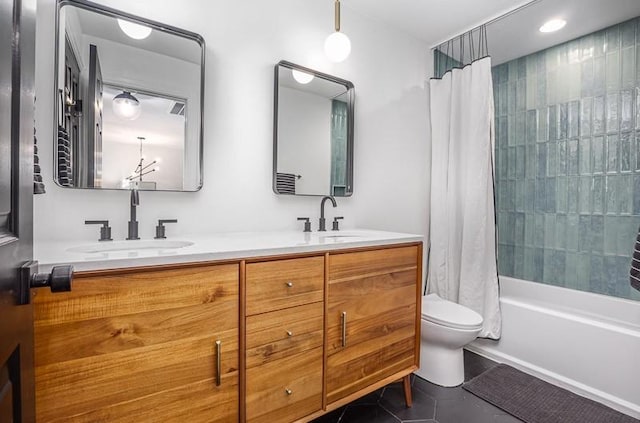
(341, 311, 347, 347)
(285, 388, 293, 395)
(215, 340, 222, 386)
(285, 281, 293, 288)
(286, 330, 293, 337)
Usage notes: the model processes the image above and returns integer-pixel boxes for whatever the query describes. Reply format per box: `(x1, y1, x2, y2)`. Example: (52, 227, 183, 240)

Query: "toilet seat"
(422, 294, 483, 330)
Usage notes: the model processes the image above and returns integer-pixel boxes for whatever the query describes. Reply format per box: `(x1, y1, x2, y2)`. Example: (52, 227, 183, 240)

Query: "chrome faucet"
(126, 189, 140, 240)
(318, 195, 337, 231)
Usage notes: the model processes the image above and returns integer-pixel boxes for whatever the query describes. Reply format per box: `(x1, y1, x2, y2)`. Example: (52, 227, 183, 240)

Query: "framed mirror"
(54, 0, 204, 191)
(273, 61, 354, 196)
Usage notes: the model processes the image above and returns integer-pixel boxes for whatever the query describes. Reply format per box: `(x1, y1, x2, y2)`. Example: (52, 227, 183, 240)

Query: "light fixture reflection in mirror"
(112, 91, 142, 120)
(117, 18, 152, 40)
(121, 136, 161, 189)
(292, 69, 314, 84)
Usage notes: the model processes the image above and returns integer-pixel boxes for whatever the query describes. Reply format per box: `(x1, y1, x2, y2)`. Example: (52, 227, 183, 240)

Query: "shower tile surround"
(494, 17, 640, 301)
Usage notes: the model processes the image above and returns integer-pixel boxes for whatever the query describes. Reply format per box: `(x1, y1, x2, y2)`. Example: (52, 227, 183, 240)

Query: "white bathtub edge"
(466, 341, 640, 419)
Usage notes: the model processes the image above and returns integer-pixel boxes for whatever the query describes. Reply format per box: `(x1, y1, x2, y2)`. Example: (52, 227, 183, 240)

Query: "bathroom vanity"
(33, 230, 422, 422)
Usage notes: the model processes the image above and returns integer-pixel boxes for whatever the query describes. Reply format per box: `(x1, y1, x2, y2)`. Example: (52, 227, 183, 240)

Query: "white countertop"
(35, 229, 423, 272)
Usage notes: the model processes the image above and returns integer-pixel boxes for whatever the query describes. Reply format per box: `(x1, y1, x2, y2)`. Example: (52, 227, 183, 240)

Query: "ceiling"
(345, 0, 536, 47)
(346, 0, 640, 65)
(487, 0, 640, 64)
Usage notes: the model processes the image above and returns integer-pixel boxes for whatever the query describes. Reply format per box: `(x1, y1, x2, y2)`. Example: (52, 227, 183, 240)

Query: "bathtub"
(468, 276, 640, 419)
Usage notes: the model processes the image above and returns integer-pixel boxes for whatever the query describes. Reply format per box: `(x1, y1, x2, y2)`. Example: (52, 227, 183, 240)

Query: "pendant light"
(324, 0, 351, 63)
(112, 91, 141, 120)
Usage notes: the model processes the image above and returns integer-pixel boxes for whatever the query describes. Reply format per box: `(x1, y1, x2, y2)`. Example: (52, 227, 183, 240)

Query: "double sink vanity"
(34, 230, 423, 422)
(39, 1, 424, 421)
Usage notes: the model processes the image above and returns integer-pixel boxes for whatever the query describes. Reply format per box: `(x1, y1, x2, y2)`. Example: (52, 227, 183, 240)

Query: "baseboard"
(465, 344, 640, 419)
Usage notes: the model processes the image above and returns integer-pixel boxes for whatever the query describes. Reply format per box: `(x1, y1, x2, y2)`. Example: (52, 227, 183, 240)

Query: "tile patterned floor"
(312, 350, 523, 423)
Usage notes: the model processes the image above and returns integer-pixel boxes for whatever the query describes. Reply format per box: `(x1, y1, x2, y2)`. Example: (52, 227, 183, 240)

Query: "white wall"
(34, 0, 431, 250)
(278, 86, 331, 195)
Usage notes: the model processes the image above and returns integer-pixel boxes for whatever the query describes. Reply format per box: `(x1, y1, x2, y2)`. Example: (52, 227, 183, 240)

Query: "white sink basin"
(67, 240, 194, 254)
(318, 234, 367, 242)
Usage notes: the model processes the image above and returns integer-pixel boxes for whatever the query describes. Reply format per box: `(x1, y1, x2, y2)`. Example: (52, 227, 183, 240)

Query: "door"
(61, 34, 81, 187)
(87, 44, 103, 188)
(0, 0, 37, 421)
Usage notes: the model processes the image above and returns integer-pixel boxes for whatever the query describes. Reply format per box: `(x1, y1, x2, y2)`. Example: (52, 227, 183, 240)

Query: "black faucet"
(318, 195, 337, 231)
(126, 189, 140, 240)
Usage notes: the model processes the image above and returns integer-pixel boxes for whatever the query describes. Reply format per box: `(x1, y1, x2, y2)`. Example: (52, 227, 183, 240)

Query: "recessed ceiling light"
(539, 19, 566, 33)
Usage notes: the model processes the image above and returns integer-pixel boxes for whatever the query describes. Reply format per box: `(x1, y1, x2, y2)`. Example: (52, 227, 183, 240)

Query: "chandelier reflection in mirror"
(101, 85, 185, 191)
(121, 136, 161, 190)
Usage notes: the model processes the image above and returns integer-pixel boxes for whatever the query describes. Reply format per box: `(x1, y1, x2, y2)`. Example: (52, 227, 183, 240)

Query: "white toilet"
(415, 293, 483, 387)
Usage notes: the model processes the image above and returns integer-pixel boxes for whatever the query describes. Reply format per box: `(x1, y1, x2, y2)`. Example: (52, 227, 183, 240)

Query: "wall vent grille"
(169, 102, 185, 116)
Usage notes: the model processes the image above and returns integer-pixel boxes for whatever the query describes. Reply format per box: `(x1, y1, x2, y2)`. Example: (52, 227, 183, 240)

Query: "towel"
(630, 228, 640, 292)
(33, 124, 45, 194)
(276, 172, 297, 194)
(57, 125, 72, 187)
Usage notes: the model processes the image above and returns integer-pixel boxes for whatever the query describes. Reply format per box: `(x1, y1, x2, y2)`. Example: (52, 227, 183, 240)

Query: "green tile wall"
(493, 17, 640, 301)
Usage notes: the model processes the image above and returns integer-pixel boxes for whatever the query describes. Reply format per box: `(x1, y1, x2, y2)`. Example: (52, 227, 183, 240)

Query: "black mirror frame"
(53, 0, 205, 192)
(273, 60, 355, 197)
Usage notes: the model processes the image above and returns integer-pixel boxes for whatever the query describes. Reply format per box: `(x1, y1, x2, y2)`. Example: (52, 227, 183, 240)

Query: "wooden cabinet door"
(33, 264, 240, 423)
(326, 245, 420, 405)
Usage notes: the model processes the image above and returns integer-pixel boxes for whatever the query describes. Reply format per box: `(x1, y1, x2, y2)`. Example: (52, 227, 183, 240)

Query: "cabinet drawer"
(246, 302, 323, 368)
(246, 347, 323, 423)
(246, 256, 324, 315)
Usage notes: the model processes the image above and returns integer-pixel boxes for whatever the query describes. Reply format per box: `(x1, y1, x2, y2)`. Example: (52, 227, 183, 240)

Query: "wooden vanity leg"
(403, 374, 413, 407)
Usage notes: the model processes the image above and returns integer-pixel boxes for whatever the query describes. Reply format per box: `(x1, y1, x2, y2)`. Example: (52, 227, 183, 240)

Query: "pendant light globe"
(324, 31, 351, 63)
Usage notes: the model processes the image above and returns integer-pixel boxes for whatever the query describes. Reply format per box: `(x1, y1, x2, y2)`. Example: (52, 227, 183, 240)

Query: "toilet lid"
(422, 294, 483, 330)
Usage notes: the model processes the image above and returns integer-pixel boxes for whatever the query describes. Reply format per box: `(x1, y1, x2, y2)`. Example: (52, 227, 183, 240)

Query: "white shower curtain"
(428, 57, 501, 339)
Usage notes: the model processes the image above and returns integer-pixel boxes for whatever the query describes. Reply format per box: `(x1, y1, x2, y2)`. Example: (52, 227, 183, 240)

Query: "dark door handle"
(20, 261, 73, 305)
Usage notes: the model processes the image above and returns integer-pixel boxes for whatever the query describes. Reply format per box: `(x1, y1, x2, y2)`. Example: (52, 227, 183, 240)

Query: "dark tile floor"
(312, 350, 523, 423)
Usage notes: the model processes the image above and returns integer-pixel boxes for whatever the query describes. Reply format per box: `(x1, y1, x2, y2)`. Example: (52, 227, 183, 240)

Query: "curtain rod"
(430, 0, 541, 50)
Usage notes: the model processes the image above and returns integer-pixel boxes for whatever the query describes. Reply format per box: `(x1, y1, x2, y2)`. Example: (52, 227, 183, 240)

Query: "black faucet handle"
(85, 220, 112, 241)
(155, 219, 178, 239)
(332, 216, 344, 231)
(297, 217, 311, 233)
